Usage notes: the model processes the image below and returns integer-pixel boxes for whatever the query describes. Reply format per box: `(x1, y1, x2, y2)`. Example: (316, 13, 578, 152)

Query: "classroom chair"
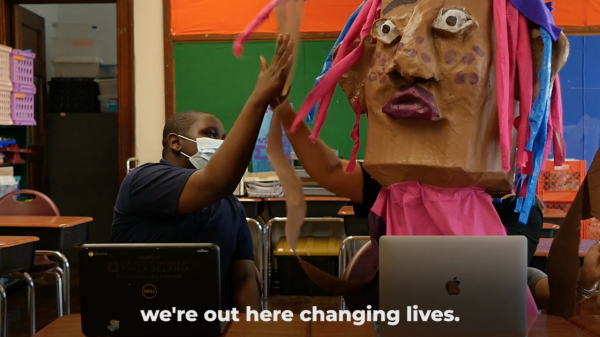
(340, 241, 378, 312)
(0, 190, 66, 335)
(263, 217, 345, 299)
(246, 218, 263, 293)
(338, 236, 370, 310)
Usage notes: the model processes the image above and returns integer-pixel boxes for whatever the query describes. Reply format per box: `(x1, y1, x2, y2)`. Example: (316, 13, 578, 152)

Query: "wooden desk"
(577, 295, 600, 316)
(535, 238, 595, 258)
(338, 206, 354, 216)
(238, 198, 264, 202)
(238, 198, 264, 219)
(33, 314, 588, 337)
(266, 197, 351, 202)
(32, 315, 82, 337)
(267, 197, 350, 218)
(0, 236, 38, 276)
(544, 209, 567, 226)
(541, 223, 561, 238)
(529, 315, 592, 336)
(570, 315, 600, 337)
(544, 209, 567, 218)
(0, 236, 39, 247)
(312, 320, 377, 337)
(0, 236, 39, 337)
(543, 223, 560, 231)
(338, 206, 368, 236)
(0, 216, 93, 316)
(0, 216, 92, 250)
(32, 314, 310, 337)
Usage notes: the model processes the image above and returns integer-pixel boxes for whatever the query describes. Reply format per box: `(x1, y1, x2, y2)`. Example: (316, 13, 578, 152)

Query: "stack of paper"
(246, 181, 284, 198)
(302, 186, 335, 196)
(0, 176, 18, 198)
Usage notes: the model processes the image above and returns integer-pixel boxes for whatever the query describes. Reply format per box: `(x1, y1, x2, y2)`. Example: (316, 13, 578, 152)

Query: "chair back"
(342, 241, 379, 311)
(0, 189, 60, 216)
(254, 264, 263, 298)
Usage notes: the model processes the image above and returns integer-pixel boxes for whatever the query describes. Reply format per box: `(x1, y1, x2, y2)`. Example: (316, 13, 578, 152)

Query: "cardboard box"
(0, 166, 14, 176)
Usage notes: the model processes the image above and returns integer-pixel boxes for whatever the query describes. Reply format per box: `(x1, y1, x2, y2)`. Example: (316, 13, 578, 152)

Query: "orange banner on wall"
(170, 0, 600, 36)
(170, 0, 363, 36)
(548, 0, 600, 26)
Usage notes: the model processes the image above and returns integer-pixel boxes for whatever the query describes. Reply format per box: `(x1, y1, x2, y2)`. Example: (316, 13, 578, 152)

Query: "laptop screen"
(79, 244, 224, 336)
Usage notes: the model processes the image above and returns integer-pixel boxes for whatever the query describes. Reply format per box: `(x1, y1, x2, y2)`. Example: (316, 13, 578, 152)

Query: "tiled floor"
(6, 271, 340, 337)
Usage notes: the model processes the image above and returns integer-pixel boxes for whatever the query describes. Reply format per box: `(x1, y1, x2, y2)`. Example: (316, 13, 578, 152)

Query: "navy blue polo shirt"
(111, 159, 254, 310)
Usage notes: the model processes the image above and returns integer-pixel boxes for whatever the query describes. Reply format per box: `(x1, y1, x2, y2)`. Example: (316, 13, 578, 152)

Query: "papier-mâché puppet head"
(234, 0, 570, 222)
(297, 0, 570, 222)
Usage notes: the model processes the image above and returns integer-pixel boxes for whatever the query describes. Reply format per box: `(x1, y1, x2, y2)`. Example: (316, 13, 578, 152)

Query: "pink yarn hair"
(291, 0, 380, 172)
(495, 0, 565, 176)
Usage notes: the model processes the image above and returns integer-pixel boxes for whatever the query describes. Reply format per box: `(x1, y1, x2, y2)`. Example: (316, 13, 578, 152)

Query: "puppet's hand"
(253, 34, 294, 106)
(579, 243, 600, 290)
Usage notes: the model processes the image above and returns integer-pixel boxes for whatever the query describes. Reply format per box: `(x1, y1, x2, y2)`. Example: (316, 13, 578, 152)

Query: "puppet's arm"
(276, 101, 364, 204)
(533, 244, 600, 309)
(547, 146, 600, 318)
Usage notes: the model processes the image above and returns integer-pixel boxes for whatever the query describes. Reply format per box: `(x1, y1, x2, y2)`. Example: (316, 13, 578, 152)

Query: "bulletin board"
(169, 0, 600, 35)
(173, 40, 368, 160)
(555, 35, 600, 171)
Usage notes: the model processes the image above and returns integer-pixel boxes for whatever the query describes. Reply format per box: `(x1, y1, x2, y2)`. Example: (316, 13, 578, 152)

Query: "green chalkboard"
(173, 40, 368, 161)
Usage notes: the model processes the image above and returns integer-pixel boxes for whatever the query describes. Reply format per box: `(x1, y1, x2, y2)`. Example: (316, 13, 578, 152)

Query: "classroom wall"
(133, 0, 166, 165)
(556, 35, 600, 171)
(20, 4, 58, 80)
(56, 4, 118, 65)
(21, 4, 117, 66)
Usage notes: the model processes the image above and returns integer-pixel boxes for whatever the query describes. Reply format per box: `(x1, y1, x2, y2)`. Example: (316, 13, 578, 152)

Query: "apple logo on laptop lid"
(446, 277, 461, 295)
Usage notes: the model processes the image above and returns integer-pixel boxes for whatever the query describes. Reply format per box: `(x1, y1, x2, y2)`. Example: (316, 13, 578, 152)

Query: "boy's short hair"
(161, 111, 211, 156)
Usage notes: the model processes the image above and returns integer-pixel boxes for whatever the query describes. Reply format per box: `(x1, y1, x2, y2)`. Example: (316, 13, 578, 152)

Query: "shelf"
(0, 144, 30, 165)
(0, 147, 31, 153)
(0, 162, 26, 167)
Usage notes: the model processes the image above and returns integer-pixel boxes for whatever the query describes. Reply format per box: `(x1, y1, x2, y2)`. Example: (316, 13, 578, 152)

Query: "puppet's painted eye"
(371, 19, 401, 44)
(433, 7, 475, 34)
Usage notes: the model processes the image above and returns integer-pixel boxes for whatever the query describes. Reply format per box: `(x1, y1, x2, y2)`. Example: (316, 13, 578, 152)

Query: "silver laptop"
(379, 236, 527, 337)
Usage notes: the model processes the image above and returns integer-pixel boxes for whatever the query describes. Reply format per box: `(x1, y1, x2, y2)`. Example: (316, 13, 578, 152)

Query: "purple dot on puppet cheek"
(415, 36, 424, 45)
(379, 56, 387, 66)
(470, 73, 479, 85)
(368, 72, 378, 82)
(445, 50, 457, 65)
(370, 59, 376, 68)
(376, 51, 382, 58)
(378, 68, 385, 75)
(472, 46, 485, 57)
(454, 72, 466, 84)
(397, 42, 404, 51)
(406, 49, 418, 58)
(421, 53, 431, 63)
(462, 53, 475, 65)
(380, 76, 388, 84)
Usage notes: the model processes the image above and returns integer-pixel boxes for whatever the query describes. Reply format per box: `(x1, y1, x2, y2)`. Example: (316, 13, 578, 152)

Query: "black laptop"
(79, 243, 227, 336)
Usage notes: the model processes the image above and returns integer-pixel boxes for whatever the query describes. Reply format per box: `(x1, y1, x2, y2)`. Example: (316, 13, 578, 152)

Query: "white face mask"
(178, 135, 224, 169)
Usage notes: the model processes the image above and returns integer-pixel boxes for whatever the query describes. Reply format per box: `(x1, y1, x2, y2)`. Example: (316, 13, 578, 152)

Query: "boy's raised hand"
(253, 34, 294, 107)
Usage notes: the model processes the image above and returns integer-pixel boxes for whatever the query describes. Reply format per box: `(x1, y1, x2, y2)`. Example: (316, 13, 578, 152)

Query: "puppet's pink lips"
(382, 86, 440, 121)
